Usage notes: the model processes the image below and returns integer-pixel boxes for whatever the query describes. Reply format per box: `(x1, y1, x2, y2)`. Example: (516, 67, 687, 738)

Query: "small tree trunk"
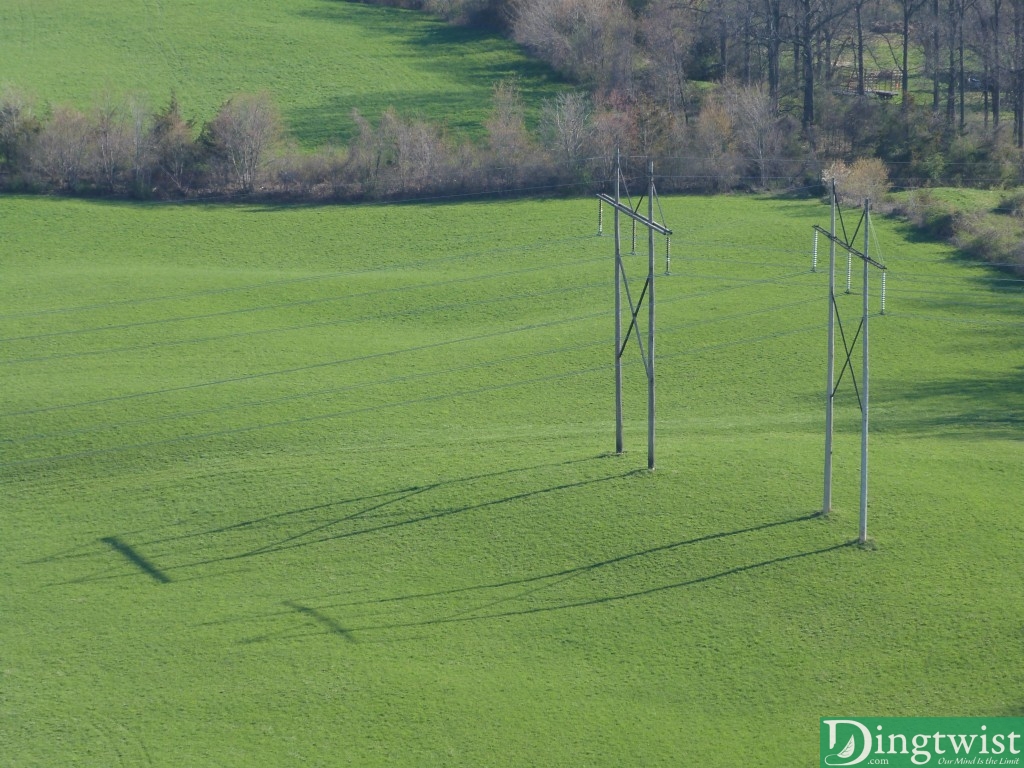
(856, 1, 866, 95)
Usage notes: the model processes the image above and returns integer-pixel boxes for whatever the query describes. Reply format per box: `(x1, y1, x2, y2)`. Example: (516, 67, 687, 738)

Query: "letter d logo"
(822, 719, 873, 766)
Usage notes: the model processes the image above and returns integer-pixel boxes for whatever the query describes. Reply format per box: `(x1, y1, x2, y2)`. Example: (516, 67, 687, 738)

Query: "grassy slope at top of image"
(0, 0, 561, 146)
(1, 194, 1022, 767)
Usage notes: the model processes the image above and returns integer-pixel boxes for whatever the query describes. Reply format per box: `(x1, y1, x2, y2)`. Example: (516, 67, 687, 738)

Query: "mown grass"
(1, 194, 1022, 766)
(0, 0, 561, 145)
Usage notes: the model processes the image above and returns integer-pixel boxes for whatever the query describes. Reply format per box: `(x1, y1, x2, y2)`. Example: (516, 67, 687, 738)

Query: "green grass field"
(0, 0, 561, 145)
(2, 193, 1022, 766)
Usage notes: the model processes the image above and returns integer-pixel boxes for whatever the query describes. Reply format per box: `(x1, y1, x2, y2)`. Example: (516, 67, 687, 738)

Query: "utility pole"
(823, 181, 837, 514)
(647, 160, 656, 470)
(598, 154, 671, 470)
(614, 150, 623, 454)
(814, 193, 885, 544)
(859, 198, 871, 543)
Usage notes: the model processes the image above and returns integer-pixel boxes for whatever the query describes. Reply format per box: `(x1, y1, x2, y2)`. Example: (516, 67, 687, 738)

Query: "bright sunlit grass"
(2, 194, 1022, 765)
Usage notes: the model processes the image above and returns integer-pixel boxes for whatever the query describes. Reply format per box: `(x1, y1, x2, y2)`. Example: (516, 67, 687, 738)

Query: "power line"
(883, 287, 1022, 304)
(0, 264, 609, 365)
(0, 233, 599, 321)
(889, 271, 1024, 286)
(882, 312, 1024, 327)
(660, 297, 821, 337)
(3, 313, 838, 470)
(7, 296, 825, 446)
(6, 335, 613, 446)
(659, 324, 824, 362)
(0, 249, 606, 343)
(1, 361, 613, 470)
(0, 308, 611, 419)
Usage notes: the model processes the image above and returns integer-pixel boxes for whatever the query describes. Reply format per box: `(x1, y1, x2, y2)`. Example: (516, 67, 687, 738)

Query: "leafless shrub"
(150, 96, 199, 195)
(512, 0, 634, 89)
(29, 106, 91, 191)
(0, 85, 40, 178)
(720, 82, 784, 189)
(203, 92, 283, 193)
(274, 145, 347, 198)
(539, 91, 593, 176)
(823, 158, 891, 208)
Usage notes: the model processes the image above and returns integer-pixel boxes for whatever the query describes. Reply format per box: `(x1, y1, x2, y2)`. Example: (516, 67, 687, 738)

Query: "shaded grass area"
(891, 188, 1024, 276)
(1, 195, 1022, 766)
(0, 0, 562, 145)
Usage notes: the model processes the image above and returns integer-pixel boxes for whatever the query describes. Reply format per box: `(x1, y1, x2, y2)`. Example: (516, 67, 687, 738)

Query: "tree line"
(410, 0, 1024, 138)
(3, 0, 1024, 202)
(368, 0, 1024, 187)
(0, 81, 797, 200)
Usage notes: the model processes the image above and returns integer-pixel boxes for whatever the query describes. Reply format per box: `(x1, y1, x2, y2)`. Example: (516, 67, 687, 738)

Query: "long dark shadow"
(198, 456, 611, 564)
(179, 470, 629, 571)
(139, 486, 426, 549)
(100, 537, 171, 584)
(284, 601, 356, 643)
(31, 455, 603, 575)
(325, 512, 821, 611)
(346, 541, 855, 634)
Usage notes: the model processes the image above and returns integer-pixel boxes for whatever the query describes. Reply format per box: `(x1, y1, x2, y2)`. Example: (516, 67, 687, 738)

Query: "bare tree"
(539, 91, 593, 175)
(29, 106, 91, 191)
(485, 79, 537, 186)
(690, 96, 741, 191)
(972, 0, 1006, 127)
(1014, 0, 1024, 146)
(151, 96, 199, 195)
(764, 0, 784, 111)
(381, 108, 452, 193)
(512, 0, 635, 89)
(721, 82, 784, 187)
(203, 92, 282, 192)
(0, 86, 39, 176)
(639, 0, 700, 116)
(89, 96, 134, 192)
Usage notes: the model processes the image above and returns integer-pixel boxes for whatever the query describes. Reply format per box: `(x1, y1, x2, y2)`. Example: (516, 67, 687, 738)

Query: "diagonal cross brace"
(618, 266, 651, 377)
(831, 294, 864, 412)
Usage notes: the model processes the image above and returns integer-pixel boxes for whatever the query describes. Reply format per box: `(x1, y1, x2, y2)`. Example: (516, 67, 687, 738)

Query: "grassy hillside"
(1, 194, 1022, 766)
(0, 0, 560, 145)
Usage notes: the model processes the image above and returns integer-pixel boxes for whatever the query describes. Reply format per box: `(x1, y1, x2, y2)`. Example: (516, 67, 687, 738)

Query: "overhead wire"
(0, 232, 600, 321)
(3, 301, 836, 469)
(6, 335, 614, 446)
(6, 194, 1021, 470)
(0, 362, 612, 469)
(881, 312, 1024, 327)
(7, 294, 825, 446)
(1, 279, 607, 368)
(0, 306, 612, 418)
(3, 263, 818, 420)
(0, 241, 606, 342)
(0, 255, 610, 362)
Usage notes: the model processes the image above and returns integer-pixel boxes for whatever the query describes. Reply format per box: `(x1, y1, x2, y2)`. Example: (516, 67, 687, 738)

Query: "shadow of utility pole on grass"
(245, 514, 851, 644)
(284, 601, 356, 643)
(43, 455, 620, 587)
(99, 536, 171, 584)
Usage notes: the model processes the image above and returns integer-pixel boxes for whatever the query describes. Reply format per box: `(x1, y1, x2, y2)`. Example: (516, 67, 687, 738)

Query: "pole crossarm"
(813, 225, 886, 271)
(597, 194, 673, 236)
